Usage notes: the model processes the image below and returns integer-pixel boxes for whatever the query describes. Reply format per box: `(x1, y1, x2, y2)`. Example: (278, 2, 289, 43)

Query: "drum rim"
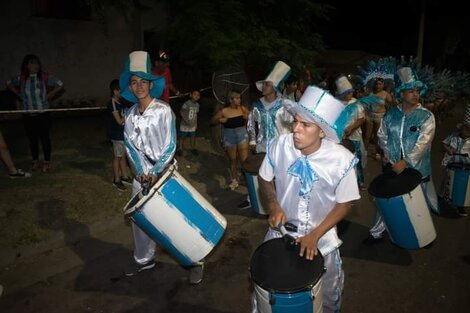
(249, 238, 324, 294)
(368, 167, 422, 198)
(447, 162, 470, 170)
(122, 165, 176, 215)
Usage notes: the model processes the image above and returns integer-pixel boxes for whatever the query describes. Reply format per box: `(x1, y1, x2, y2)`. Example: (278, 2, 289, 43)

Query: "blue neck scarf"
(288, 157, 318, 196)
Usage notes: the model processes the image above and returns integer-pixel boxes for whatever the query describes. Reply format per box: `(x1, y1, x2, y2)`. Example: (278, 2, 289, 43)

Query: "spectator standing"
(106, 79, 132, 191)
(178, 90, 200, 156)
(211, 89, 250, 190)
(6, 54, 64, 172)
(151, 50, 181, 104)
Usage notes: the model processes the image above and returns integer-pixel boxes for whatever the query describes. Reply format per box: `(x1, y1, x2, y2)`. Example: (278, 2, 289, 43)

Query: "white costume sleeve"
(407, 114, 435, 167)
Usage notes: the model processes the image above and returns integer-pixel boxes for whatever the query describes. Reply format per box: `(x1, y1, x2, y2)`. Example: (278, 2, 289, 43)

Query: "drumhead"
(368, 167, 422, 198)
(250, 238, 324, 293)
(242, 153, 266, 174)
(447, 162, 470, 171)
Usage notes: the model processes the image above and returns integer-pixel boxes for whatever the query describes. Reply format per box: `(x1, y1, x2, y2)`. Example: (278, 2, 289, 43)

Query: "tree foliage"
(157, 0, 332, 76)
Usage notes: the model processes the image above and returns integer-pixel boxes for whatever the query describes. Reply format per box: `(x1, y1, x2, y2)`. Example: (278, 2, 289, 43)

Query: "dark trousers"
(23, 113, 52, 161)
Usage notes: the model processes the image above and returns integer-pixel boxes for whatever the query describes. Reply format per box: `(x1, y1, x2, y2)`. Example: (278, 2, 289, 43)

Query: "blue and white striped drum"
(250, 238, 324, 313)
(123, 166, 227, 266)
(243, 153, 268, 215)
(369, 168, 436, 249)
(446, 162, 470, 208)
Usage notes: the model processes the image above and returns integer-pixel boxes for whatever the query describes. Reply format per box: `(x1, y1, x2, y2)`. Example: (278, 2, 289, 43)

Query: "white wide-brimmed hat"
(256, 61, 291, 92)
(335, 75, 354, 99)
(283, 86, 345, 142)
(394, 67, 427, 99)
(119, 51, 165, 103)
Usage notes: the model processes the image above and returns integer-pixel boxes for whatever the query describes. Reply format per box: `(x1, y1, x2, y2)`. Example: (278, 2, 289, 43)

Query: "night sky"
(317, 0, 468, 70)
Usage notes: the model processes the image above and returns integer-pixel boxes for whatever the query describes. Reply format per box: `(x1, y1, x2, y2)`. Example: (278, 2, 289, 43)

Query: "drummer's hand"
(392, 159, 407, 174)
(268, 206, 286, 229)
(297, 231, 320, 261)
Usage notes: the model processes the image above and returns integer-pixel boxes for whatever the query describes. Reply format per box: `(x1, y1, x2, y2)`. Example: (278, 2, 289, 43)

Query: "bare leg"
(363, 118, 373, 152)
(113, 156, 121, 182)
(0, 132, 18, 174)
(119, 154, 131, 178)
(226, 145, 238, 182)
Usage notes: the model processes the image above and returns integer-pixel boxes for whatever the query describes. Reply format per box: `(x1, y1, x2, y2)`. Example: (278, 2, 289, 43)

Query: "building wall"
(0, 2, 137, 108)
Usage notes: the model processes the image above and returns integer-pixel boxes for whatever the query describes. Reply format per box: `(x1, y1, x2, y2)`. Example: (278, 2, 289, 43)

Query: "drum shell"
(243, 154, 268, 215)
(253, 281, 323, 313)
(123, 169, 227, 266)
(446, 163, 470, 207)
(250, 238, 324, 312)
(375, 184, 436, 249)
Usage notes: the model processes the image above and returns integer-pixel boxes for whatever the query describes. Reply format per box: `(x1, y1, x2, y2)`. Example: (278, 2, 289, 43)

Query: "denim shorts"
(224, 127, 248, 147)
(111, 140, 125, 157)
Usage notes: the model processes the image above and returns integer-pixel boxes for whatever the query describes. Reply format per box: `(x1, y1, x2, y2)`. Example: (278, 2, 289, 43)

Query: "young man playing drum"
(120, 51, 204, 284)
(239, 61, 293, 209)
(364, 67, 439, 245)
(253, 86, 360, 313)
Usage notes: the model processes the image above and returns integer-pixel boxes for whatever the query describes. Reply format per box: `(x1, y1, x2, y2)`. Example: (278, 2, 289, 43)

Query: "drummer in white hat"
(364, 66, 439, 245)
(239, 61, 294, 209)
(247, 60, 293, 154)
(253, 86, 360, 312)
(120, 51, 204, 284)
(333, 75, 367, 189)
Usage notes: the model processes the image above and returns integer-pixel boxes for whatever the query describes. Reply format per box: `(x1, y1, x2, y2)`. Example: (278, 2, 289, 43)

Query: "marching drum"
(242, 153, 268, 215)
(369, 168, 436, 249)
(123, 166, 227, 266)
(446, 162, 470, 208)
(250, 238, 324, 313)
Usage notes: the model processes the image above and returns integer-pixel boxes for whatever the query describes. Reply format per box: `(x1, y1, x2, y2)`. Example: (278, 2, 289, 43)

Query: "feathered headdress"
(357, 56, 397, 92)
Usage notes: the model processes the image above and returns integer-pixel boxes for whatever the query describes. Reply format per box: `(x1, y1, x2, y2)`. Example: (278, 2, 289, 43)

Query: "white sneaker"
(229, 179, 239, 190)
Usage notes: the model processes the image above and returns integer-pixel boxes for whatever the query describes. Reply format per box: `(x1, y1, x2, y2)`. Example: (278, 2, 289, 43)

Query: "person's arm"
(343, 117, 365, 138)
(297, 201, 353, 260)
(6, 76, 21, 100)
(442, 142, 455, 155)
(111, 101, 125, 125)
(211, 108, 227, 125)
(241, 105, 250, 120)
(246, 108, 258, 147)
(169, 83, 180, 96)
(47, 84, 64, 101)
(46, 75, 64, 101)
(377, 116, 389, 161)
(258, 176, 286, 228)
(149, 109, 177, 182)
(406, 113, 435, 167)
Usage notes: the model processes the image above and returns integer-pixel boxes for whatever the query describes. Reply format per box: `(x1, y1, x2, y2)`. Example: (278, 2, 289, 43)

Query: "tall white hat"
(335, 75, 354, 99)
(394, 66, 427, 99)
(256, 61, 291, 92)
(283, 86, 345, 142)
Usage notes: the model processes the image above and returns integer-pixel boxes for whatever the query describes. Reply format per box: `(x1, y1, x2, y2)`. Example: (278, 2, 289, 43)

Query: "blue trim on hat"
(336, 88, 355, 100)
(394, 81, 427, 99)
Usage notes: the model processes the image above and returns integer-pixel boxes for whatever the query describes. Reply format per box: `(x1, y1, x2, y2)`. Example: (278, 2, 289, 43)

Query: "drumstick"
(453, 153, 469, 157)
(278, 223, 297, 246)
